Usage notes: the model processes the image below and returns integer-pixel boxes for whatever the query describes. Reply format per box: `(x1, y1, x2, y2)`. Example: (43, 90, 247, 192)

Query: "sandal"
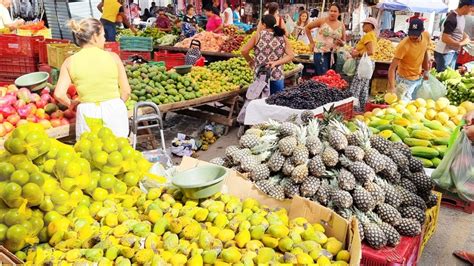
(453, 250, 474, 265)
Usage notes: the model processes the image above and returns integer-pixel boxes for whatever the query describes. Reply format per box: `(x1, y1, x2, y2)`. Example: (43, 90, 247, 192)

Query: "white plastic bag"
(343, 58, 357, 77)
(357, 53, 374, 79)
(416, 73, 447, 100)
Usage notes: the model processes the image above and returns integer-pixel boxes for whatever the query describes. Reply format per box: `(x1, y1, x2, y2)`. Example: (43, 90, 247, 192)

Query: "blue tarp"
(376, 0, 449, 13)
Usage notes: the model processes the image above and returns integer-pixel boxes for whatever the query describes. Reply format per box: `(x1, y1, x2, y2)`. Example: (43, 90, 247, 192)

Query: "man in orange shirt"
(388, 19, 431, 101)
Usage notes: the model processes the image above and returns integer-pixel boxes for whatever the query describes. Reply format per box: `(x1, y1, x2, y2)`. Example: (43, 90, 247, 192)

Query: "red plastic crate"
(361, 234, 423, 266)
(104, 42, 120, 54)
(0, 34, 43, 57)
(0, 56, 38, 77)
(435, 186, 474, 214)
(37, 38, 70, 64)
(153, 51, 205, 70)
(120, 50, 152, 61)
(314, 99, 354, 121)
(0, 74, 17, 83)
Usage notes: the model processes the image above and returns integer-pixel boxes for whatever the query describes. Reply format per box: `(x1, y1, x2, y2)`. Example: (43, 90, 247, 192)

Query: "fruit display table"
(154, 45, 238, 59)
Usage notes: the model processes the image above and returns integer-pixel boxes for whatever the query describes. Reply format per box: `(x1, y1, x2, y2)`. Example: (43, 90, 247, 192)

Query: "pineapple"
(399, 178, 417, 194)
(300, 110, 315, 124)
(327, 130, 348, 151)
(356, 210, 387, 250)
(345, 145, 365, 162)
(331, 119, 360, 146)
(321, 144, 339, 167)
(330, 180, 353, 209)
(356, 123, 387, 173)
(240, 155, 260, 172)
(225, 145, 240, 161)
(352, 185, 376, 212)
(336, 208, 354, 220)
(267, 150, 286, 172)
(269, 184, 286, 200)
(399, 206, 425, 224)
(337, 168, 356, 191)
(370, 135, 393, 155)
(280, 121, 298, 137)
(365, 181, 385, 206)
(392, 142, 412, 158)
(249, 164, 271, 181)
(278, 136, 298, 156)
(239, 133, 260, 149)
(291, 164, 309, 184)
(340, 156, 375, 185)
(244, 128, 263, 136)
(410, 172, 433, 193)
(308, 155, 326, 177)
(358, 220, 365, 241)
(291, 126, 309, 166)
(375, 203, 402, 226)
(394, 218, 421, 236)
(396, 186, 427, 210)
(300, 176, 321, 197)
(424, 192, 438, 208)
(306, 119, 323, 156)
(377, 180, 401, 208)
(408, 157, 424, 173)
(231, 148, 252, 165)
(388, 149, 409, 168)
(313, 179, 331, 206)
(367, 212, 401, 247)
(381, 155, 398, 175)
(411, 194, 428, 211)
(282, 158, 296, 176)
(255, 175, 281, 195)
(398, 166, 413, 180)
(209, 157, 228, 166)
(380, 168, 402, 185)
(283, 179, 300, 198)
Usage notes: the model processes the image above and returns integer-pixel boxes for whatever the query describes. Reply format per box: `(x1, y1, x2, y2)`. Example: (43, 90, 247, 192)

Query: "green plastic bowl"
(174, 65, 192, 75)
(172, 165, 228, 199)
(15, 72, 49, 88)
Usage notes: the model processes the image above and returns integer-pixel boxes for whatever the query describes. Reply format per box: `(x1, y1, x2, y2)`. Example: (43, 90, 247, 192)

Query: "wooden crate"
(371, 78, 389, 96)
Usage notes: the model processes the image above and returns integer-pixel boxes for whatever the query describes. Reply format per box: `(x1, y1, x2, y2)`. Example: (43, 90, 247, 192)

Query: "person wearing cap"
(434, 0, 473, 72)
(352, 17, 378, 58)
(388, 19, 431, 101)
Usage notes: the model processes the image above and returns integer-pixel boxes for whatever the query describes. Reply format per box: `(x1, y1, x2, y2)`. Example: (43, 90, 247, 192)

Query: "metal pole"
(259, 0, 262, 21)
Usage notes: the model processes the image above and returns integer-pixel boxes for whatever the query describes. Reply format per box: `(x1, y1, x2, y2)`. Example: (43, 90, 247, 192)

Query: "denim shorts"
(396, 74, 423, 101)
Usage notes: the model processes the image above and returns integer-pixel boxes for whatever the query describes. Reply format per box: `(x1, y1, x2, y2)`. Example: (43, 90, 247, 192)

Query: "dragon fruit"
(0, 95, 17, 106)
(0, 105, 16, 117)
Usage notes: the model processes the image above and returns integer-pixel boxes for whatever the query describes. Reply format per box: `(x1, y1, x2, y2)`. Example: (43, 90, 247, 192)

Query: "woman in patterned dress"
(241, 15, 295, 94)
(305, 3, 346, 76)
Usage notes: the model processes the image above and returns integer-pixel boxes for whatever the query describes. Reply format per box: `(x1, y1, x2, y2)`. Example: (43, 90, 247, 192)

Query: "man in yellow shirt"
(97, 0, 136, 41)
(388, 19, 431, 101)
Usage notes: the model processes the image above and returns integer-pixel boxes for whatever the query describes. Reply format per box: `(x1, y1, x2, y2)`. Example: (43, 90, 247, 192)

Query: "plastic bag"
(357, 53, 374, 79)
(432, 128, 474, 202)
(342, 58, 356, 77)
(416, 73, 447, 100)
(335, 51, 346, 74)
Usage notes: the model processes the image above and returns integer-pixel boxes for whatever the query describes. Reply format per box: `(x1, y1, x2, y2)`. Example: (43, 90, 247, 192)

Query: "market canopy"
(376, 0, 449, 13)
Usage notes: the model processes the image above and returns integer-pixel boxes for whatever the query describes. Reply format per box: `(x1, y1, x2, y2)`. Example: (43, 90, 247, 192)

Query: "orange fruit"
(29, 172, 45, 186)
(6, 224, 27, 243)
(92, 188, 108, 202)
(93, 151, 108, 166)
(1, 182, 22, 201)
(10, 170, 29, 186)
(3, 209, 25, 226)
(51, 189, 69, 205)
(99, 174, 116, 189)
(55, 157, 71, 173)
(120, 146, 135, 160)
(0, 224, 7, 241)
(0, 162, 15, 181)
(22, 183, 44, 206)
(123, 172, 140, 187)
(15, 161, 38, 174)
(5, 138, 26, 154)
(44, 211, 62, 225)
(116, 137, 130, 149)
(103, 139, 118, 153)
(25, 131, 43, 144)
(107, 151, 123, 167)
(98, 127, 113, 139)
(65, 162, 81, 178)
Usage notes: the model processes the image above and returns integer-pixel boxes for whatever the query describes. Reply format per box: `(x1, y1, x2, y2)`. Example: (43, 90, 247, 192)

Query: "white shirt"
(223, 7, 233, 25)
(0, 4, 13, 29)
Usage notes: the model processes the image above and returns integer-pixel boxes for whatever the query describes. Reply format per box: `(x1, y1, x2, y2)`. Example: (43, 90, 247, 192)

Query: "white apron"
(75, 98, 129, 139)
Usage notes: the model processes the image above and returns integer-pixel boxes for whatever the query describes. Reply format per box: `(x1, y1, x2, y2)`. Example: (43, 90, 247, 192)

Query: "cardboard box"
(179, 157, 362, 265)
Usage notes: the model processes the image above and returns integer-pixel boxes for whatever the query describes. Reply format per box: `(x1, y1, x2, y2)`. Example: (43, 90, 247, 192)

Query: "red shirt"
(156, 15, 171, 29)
(206, 15, 222, 33)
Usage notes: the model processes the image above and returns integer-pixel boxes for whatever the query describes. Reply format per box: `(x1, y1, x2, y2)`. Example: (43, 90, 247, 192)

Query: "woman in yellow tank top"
(54, 18, 131, 139)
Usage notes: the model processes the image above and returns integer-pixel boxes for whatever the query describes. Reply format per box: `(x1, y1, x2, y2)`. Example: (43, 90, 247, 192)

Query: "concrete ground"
(156, 113, 474, 266)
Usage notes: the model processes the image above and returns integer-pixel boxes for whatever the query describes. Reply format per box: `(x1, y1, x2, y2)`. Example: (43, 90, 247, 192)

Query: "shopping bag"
(357, 53, 374, 79)
(343, 58, 356, 77)
(432, 127, 474, 202)
(335, 51, 346, 74)
(416, 73, 447, 100)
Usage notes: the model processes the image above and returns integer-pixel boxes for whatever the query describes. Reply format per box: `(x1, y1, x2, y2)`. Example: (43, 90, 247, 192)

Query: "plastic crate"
(314, 98, 354, 121)
(435, 186, 474, 214)
(419, 191, 442, 256)
(119, 36, 153, 51)
(0, 34, 43, 57)
(47, 43, 80, 69)
(104, 42, 120, 54)
(0, 56, 38, 77)
(361, 234, 423, 266)
(0, 74, 16, 83)
(457, 48, 473, 65)
(153, 51, 205, 70)
(120, 50, 152, 61)
(38, 38, 70, 64)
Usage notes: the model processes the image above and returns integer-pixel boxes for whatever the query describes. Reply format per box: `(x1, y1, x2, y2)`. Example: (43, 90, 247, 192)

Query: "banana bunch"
(289, 38, 312, 55)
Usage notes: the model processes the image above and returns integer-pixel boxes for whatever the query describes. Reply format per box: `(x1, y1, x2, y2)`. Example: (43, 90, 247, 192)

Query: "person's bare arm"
(340, 23, 346, 42)
(422, 50, 430, 74)
(224, 11, 230, 25)
(388, 58, 400, 93)
(305, 18, 323, 51)
(241, 34, 257, 68)
(365, 41, 374, 56)
(97, 0, 104, 12)
(269, 36, 295, 67)
(54, 58, 74, 107)
(441, 33, 463, 49)
(111, 53, 131, 101)
(119, 12, 137, 33)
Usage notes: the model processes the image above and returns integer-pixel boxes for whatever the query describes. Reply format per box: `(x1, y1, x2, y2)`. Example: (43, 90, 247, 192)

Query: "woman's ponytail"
(262, 14, 286, 37)
(273, 25, 285, 37)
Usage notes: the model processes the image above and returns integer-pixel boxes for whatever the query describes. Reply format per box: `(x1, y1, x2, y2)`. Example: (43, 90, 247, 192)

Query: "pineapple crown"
(338, 155, 351, 167)
(352, 207, 369, 223)
(354, 121, 372, 150)
(286, 114, 298, 123)
(366, 211, 382, 225)
(266, 119, 281, 130)
(329, 119, 351, 135)
(295, 125, 308, 145)
(307, 119, 320, 137)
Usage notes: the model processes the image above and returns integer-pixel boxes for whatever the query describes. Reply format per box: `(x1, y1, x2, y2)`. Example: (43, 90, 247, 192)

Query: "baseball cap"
(408, 18, 424, 37)
(362, 17, 377, 29)
(459, 0, 474, 7)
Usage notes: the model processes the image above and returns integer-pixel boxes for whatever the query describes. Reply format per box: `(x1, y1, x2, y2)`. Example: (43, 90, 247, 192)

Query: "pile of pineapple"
(210, 111, 438, 249)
